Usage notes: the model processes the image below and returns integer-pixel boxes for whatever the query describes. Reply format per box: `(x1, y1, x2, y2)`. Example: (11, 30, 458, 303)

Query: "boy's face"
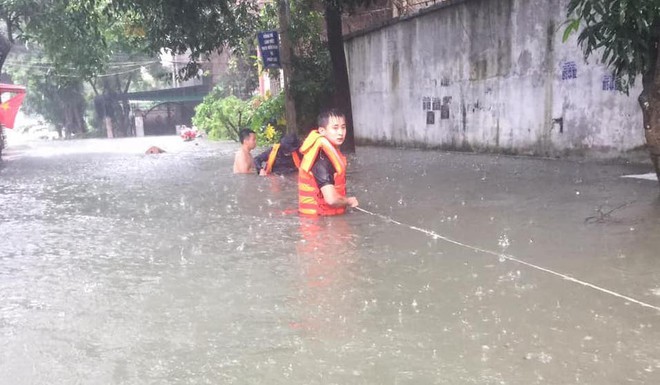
(244, 133, 257, 150)
(318, 115, 346, 147)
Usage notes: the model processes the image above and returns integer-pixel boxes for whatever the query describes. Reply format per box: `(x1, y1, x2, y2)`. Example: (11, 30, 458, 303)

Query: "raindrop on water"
(498, 233, 510, 249)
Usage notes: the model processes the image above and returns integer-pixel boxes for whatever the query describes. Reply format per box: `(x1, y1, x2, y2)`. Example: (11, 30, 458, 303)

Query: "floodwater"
(1, 136, 659, 384)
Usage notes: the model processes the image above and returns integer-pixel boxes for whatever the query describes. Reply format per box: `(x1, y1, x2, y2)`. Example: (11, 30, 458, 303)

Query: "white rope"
(354, 206, 660, 313)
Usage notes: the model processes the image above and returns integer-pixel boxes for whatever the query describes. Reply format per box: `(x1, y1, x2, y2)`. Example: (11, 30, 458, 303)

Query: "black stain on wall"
(441, 106, 450, 120)
(391, 60, 400, 88)
(441, 97, 452, 119)
(426, 111, 435, 125)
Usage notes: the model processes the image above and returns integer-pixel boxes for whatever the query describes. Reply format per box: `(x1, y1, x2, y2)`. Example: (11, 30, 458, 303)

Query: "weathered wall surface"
(345, 0, 645, 157)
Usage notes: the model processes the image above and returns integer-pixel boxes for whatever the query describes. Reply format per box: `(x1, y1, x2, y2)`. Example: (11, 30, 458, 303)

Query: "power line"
(2, 60, 165, 78)
(6, 60, 160, 67)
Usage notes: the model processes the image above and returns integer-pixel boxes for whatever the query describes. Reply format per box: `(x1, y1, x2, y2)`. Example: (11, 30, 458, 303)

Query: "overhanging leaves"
(565, 0, 660, 93)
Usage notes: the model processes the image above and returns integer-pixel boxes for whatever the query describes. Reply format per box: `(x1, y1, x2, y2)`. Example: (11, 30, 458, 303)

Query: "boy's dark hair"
(238, 128, 255, 144)
(317, 108, 345, 128)
(279, 133, 300, 154)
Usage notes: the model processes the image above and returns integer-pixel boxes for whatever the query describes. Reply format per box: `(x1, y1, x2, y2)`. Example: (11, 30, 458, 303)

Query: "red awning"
(0, 83, 26, 94)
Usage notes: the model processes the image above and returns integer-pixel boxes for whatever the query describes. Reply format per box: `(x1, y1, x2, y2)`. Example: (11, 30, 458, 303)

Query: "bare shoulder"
(233, 148, 254, 173)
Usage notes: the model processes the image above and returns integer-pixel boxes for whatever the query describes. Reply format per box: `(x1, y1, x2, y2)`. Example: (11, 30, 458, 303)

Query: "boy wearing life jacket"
(233, 128, 257, 174)
(298, 109, 359, 216)
(254, 133, 302, 176)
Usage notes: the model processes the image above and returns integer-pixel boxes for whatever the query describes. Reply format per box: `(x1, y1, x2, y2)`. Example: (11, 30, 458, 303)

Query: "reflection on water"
(1, 137, 659, 384)
(291, 217, 358, 335)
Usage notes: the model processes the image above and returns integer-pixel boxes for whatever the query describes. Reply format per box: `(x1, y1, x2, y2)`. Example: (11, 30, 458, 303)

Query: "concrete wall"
(345, 0, 645, 157)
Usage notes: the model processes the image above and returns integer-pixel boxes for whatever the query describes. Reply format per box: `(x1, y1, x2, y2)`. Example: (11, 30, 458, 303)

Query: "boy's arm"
(320, 185, 359, 208)
(313, 153, 358, 208)
(254, 148, 272, 175)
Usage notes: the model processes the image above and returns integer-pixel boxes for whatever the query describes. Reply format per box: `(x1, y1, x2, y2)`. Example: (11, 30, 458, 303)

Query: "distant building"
(126, 49, 230, 137)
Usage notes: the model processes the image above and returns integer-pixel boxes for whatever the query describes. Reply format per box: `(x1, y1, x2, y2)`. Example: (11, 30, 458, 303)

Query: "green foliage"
(289, 1, 333, 130)
(1, 0, 163, 136)
(21, 1, 136, 80)
(250, 92, 284, 145)
(565, 0, 660, 92)
(217, 45, 260, 100)
(192, 86, 284, 145)
(5, 48, 86, 135)
(193, 92, 251, 141)
(108, 0, 259, 79)
(3, 0, 259, 120)
(259, 0, 333, 130)
(4, 0, 257, 83)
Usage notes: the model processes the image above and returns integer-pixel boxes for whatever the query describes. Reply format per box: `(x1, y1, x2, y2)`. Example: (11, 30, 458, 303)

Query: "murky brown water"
(1, 136, 659, 384)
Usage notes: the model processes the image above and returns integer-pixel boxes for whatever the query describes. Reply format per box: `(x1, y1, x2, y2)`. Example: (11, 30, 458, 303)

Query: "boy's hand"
(347, 197, 359, 207)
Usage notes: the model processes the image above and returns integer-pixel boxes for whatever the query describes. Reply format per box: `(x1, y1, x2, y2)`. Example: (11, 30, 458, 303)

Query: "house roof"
(125, 84, 209, 103)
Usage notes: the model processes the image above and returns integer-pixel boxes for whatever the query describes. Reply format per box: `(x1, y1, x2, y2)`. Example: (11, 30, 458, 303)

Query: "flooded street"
(1, 136, 659, 384)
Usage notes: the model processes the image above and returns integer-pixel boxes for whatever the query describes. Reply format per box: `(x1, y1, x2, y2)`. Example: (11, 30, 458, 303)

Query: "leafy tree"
(2, 0, 257, 138)
(27, 1, 155, 137)
(97, 0, 260, 136)
(565, 0, 660, 184)
(289, 1, 333, 132)
(109, 0, 258, 79)
(0, 0, 154, 137)
(193, 92, 252, 140)
(249, 92, 285, 143)
(193, 86, 282, 145)
(255, 0, 364, 148)
(0, 0, 36, 73)
(220, 47, 260, 100)
(321, 0, 374, 153)
(259, 0, 333, 132)
(8, 55, 88, 138)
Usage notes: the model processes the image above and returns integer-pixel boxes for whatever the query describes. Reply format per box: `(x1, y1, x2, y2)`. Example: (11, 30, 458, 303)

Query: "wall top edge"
(344, 0, 471, 42)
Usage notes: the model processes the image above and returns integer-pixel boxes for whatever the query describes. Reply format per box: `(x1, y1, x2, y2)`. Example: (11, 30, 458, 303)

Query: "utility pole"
(278, 0, 297, 134)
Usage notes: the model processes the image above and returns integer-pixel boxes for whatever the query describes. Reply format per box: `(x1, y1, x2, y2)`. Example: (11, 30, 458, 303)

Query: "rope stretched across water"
(354, 206, 660, 313)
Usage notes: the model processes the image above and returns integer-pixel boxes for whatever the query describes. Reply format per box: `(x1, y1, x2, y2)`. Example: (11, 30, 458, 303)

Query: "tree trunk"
(64, 105, 73, 139)
(105, 117, 114, 138)
(642, 93, 660, 185)
(278, 0, 297, 134)
(639, 33, 660, 187)
(75, 104, 87, 134)
(324, 4, 355, 153)
(0, 33, 12, 74)
(62, 99, 86, 138)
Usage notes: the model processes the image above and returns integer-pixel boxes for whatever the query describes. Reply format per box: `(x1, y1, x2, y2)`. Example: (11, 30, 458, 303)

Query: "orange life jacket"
(298, 130, 347, 216)
(264, 143, 301, 175)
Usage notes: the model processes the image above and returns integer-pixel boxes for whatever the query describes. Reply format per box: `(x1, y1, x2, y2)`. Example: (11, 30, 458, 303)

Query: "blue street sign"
(257, 31, 281, 69)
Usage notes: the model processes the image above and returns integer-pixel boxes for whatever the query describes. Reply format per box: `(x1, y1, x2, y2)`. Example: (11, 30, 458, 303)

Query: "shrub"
(193, 88, 284, 145)
(193, 94, 251, 141)
(250, 92, 284, 145)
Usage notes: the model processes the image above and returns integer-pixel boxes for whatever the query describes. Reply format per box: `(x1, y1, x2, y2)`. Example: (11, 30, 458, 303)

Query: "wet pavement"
(1, 135, 659, 384)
